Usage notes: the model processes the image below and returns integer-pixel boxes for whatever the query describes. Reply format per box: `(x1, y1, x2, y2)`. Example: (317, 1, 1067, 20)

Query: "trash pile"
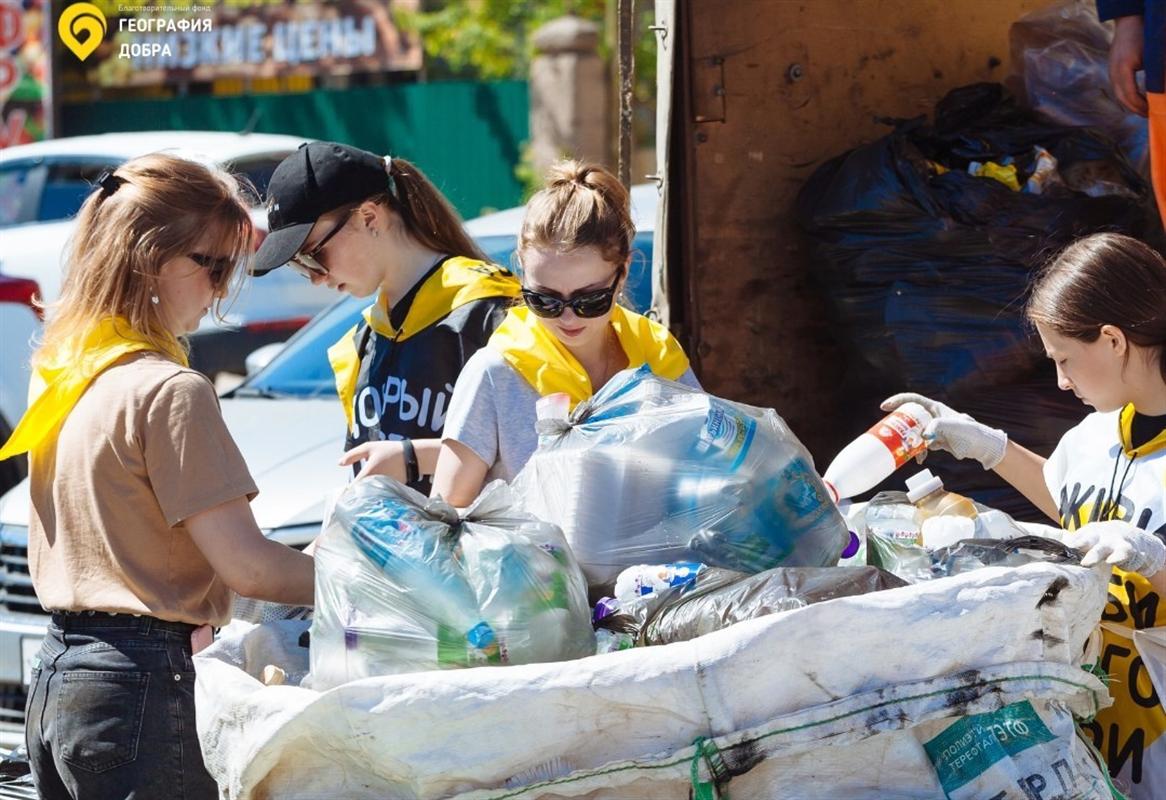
(794, 81, 1150, 516)
(193, 369, 1117, 799)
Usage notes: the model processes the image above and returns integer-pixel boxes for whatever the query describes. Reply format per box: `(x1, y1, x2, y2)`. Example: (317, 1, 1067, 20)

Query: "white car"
(0, 131, 336, 378)
(0, 275, 40, 499)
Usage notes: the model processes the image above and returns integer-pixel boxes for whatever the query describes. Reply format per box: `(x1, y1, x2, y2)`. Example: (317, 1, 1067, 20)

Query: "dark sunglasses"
(188, 253, 236, 288)
(288, 208, 354, 279)
(521, 270, 622, 319)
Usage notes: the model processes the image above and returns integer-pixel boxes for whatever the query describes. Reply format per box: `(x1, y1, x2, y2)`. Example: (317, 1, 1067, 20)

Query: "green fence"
(61, 81, 529, 219)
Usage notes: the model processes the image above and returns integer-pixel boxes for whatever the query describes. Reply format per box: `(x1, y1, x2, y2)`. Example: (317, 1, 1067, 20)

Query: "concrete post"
(529, 16, 610, 176)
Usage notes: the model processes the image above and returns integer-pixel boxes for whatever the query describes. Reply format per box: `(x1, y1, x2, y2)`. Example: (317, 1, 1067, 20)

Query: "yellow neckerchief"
(328, 257, 520, 431)
(0, 317, 187, 460)
(1117, 402, 1166, 458)
(488, 304, 689, 410)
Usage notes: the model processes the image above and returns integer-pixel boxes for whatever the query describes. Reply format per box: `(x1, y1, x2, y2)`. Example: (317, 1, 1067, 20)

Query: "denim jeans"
(24, 613, 217, 800)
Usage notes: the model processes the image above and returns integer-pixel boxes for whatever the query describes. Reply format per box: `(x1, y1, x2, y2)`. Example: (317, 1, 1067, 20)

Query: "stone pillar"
(529, 16, 610, 177)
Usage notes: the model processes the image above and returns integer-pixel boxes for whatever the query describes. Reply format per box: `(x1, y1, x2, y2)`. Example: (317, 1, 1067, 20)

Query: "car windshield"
(0, 160, 119, 227)
(232, 295, 365, 398)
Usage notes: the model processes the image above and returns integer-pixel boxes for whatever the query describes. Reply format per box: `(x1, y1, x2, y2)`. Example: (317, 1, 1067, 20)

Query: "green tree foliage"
(399, 0, 657, 92)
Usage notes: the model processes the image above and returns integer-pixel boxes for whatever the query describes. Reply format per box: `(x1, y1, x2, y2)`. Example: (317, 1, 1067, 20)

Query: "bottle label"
(696, 402, 757, 471)
(867, 409, 927, 468)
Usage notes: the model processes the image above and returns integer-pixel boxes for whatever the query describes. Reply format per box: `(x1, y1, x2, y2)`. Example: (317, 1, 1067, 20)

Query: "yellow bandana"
(488, 304, 689, 409)
(0, 317, 187, 460)
(328, 257, 520, 431)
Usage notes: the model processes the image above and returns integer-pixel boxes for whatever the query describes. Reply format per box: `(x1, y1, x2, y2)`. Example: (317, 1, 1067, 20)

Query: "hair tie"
(94, 170, 125, 196)
(383, 155, 398, 199)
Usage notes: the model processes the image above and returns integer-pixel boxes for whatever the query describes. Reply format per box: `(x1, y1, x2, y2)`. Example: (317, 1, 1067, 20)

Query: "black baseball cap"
(252, 141, 390, 276)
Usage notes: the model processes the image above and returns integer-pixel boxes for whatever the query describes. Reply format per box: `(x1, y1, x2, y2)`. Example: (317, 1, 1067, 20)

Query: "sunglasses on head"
(288, 208, 355, 280)
(188, 253, 235, 288)
(521, 269, 622, 319)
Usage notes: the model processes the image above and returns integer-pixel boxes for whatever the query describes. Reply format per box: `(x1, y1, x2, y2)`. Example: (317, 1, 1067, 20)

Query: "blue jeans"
(24, 613, 217, 800)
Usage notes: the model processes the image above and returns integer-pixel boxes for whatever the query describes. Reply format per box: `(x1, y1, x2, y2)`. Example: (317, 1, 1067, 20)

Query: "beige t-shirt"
(29, 352, 258, 626)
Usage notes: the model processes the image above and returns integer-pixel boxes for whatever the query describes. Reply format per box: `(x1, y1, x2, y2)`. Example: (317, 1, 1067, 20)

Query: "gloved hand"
(1073, 520, 1166, 575)
(881, 393, 1008, 470)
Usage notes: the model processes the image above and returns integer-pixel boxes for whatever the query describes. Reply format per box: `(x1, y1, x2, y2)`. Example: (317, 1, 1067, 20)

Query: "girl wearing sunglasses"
(1, 154, 315, 799)
(430, 161, 700, 506)
(253, 142, 521, 492)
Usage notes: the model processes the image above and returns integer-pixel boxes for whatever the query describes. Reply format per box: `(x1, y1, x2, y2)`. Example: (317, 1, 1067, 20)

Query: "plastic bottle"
(905, 469, 978, 521)
(905, 469, 978, 550)
(822, 402, 933, 502)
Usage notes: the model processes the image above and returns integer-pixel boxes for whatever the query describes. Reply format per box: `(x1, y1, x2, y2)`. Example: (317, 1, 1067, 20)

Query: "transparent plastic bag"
(1009, 0, 1149, 176)
(513, 366, 850, 588)
(309, 477, 594, 689)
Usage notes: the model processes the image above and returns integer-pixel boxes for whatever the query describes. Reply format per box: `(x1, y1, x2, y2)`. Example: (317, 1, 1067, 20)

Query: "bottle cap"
(840, 530, 860, 559)
(905, 469, 944, 504)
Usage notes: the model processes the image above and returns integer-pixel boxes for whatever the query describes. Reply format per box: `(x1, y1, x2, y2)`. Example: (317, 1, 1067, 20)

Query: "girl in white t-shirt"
(885, 232, 1166, 799)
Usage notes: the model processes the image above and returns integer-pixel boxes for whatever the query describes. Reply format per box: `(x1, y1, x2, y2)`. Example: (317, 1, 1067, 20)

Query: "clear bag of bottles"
(309, 477, 594, 690)
(512, 366, 850, 589)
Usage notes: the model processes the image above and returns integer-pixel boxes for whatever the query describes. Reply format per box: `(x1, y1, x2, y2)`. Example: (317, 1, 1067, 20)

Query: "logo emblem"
(58, 3, 106, 62)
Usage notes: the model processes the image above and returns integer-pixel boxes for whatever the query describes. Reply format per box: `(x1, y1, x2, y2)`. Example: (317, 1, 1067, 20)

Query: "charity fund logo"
(58, 2, 107, 62)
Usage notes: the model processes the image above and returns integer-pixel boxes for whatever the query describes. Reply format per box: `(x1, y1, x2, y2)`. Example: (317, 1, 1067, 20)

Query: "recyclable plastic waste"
(822, 402, 932, 501)
(310, 477, 594, 689)
(858, 488, 1078, 583)
(195, 562, 1112, 800)
(603, 563, 907, 646)
(513, 365, 850, 587)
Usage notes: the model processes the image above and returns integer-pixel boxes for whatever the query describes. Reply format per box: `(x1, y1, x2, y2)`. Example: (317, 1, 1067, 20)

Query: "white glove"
(881, 393, 1008, 470)
(1073, 520, 1166, 575)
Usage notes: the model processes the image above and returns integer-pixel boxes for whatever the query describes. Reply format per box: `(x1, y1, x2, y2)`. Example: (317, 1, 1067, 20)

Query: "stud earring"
(150, 291, 160, 305)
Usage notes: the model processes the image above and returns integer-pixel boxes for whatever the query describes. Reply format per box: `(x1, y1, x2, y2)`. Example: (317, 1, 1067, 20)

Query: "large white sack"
(196, 563, 1110, 800)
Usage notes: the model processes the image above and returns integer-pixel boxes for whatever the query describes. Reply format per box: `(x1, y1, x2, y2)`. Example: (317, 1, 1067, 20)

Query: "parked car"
(0, 183, 662, 746)
(0, 275, 40, 500)
(0, 131, 336, 378)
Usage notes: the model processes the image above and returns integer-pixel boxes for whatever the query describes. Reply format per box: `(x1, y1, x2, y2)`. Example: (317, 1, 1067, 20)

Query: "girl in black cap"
(254, 142, 520, 493)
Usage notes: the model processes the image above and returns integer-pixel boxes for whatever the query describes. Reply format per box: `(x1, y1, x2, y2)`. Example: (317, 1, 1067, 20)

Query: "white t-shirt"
(442, 347, 701, 484)
(1043, 407, 1166, 800)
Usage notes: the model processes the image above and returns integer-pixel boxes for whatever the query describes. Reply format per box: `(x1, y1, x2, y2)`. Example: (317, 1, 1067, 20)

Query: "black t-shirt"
(1131, 411, 1166, 451)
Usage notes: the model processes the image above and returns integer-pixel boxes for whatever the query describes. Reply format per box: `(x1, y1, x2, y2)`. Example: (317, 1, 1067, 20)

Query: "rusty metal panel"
(674, 0, 1046, 459)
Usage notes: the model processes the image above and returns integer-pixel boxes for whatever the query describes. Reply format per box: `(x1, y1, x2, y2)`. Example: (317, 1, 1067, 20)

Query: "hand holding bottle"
(881, 393, 1007, 470)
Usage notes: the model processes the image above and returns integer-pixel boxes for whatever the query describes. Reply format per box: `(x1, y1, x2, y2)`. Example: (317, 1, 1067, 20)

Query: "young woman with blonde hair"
(0, 153, 314, 799)
(430, 160, 699, 506)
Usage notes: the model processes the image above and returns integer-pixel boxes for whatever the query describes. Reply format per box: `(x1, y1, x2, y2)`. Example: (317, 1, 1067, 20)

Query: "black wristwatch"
(401, 438, 420, 485)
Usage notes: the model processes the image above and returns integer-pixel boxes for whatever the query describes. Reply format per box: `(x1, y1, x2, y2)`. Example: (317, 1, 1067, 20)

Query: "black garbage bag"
(798, 83, 1147, 394)
(796, 82, 1149, 518)
(626, 566, 906, 646)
